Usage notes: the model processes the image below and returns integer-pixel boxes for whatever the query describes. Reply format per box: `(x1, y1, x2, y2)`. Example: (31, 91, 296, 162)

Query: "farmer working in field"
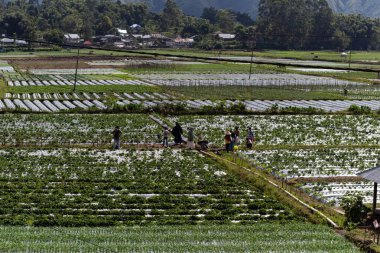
(172, 122, 183, 145)
(112, 126, 122, 149)
(246, 127, 255, 149)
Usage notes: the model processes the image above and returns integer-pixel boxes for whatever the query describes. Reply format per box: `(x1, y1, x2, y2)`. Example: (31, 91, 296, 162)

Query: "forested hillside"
(120, 0, 379, 18)
(2, 0, 380, 18)
(0, 0, 379, 50)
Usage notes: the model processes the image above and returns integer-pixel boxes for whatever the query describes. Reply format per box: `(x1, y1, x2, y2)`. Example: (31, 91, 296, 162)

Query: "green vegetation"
(0, 0, 378, 52)
(0, 223, 360, 253)
(164, 85, 349, 100)
(0, 114, 161, 145)
(165, 115, 380, 146)
(138, 48, 380, 62)
(125, 63, 280, 74)
(0, 149, 295, 226)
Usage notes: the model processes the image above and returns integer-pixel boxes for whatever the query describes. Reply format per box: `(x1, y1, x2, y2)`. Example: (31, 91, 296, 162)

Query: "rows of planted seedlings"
(0, 149, 294, 226)
(0, 223, 360, 252)
(301, 181, 378, 205)
(29, 68, 124, 75)
(5, 92, 172, 101)
(0, 114, 161, 145)
(7, 79, 153, 87)
(240, 148, 380, 179)
(167, 115, 380, 146)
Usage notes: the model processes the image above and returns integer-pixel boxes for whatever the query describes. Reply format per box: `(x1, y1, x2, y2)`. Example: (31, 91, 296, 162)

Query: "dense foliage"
(257, 0, 380, 50)
(0, 0, 379, 50)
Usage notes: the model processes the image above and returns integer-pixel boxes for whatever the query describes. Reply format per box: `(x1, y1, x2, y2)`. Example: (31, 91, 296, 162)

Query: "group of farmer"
(162, 122, 196, 149)
(111, 124, 255, 151)
(224, 127, 255, 152)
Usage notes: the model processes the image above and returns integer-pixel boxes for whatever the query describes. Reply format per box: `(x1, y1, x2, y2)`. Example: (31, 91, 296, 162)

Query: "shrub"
(348, 104, 371, 115)
(341, 193, 369, 227)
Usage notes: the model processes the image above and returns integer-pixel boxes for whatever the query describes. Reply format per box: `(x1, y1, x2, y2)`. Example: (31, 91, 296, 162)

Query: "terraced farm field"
(0, 149, 295, 226)
(0, 52, 374, 252)
(0, 114, 161, 145)
(0, 224, 360, 253)
(167, 115, 380, 146)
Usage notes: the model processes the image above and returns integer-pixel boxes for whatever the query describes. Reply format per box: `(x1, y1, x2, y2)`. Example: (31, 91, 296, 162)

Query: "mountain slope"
(327, 0, 380, 18)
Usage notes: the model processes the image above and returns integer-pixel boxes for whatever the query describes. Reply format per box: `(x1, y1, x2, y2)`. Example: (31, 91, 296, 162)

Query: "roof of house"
(64, 34, 80, 39)
(217, 33, 236, 39)
(130, 24, 142, 29)
(117, 28, 128, 34)
(150, 33, 169, 39)
(0, 38, 14, 43)
(172, 37, 194, 43)
(0, 38, 27, 44)
(358, 166, 380, 184)
(132, 34, 151, 39)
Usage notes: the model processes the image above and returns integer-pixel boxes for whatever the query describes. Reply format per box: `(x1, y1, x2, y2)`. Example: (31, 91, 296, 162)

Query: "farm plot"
(1, 98, 379, 112)
(7, 79, 152, 87)
(0, 98, 108, 112)
(135, 73, 365, 86)
(239, 148, 380, 179)
(30, 68, 125, 75)
(241, 100, 380, 112)
(87, 59, 209, 66)
(238, 148, 380, 206)
(0, 149, 295, 226)
(0, 223, 360, 253)
(0, 60, 14, 72)
(3, 73, 127, 82)
(166, 115, 380, 146)
(301, 181, 376, 205)
(4, 92, 173, 101)
(0, 114, 161, 145)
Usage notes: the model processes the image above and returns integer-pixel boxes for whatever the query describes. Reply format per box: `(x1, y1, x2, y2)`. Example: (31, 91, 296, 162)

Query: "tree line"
(256, 0, 380, 50)
(0, 0, 379, 50)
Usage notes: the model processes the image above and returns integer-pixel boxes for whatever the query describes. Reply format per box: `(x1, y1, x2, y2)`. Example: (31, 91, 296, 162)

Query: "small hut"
(358, 166, 380, 215)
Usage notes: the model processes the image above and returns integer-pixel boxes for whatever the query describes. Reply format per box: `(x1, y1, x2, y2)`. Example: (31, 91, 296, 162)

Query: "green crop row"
(167, 114, 380, 146)
(0, 114, 161, 145)
(0, 223, 360, 252)
(0, 149, 295, 226)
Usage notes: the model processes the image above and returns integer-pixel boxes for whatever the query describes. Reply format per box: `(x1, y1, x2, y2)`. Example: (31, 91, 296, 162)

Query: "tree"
(160, 0, 183, 33)
(201, 7, 218, 24)
(43, 28, 64, 44)
(333, 14, 379, 50)
(235, 25, 257, 49)
(331, 28, 350, 50)
(61, 14, 83, 33)
(215, 9, 236, 33)
(257, 0, 334, 49)
(234, 11, 255, 27)
(96, 15, 113, 35)
(0, 11, 33, 38)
